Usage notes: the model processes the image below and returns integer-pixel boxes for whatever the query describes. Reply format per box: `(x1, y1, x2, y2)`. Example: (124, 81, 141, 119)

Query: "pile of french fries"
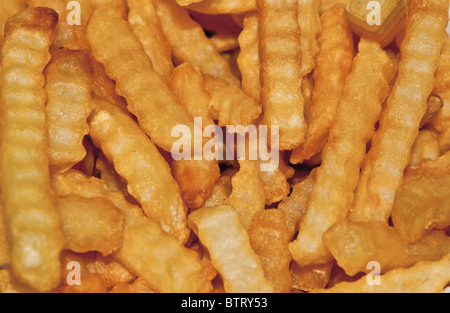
(0, 0, 449, 293)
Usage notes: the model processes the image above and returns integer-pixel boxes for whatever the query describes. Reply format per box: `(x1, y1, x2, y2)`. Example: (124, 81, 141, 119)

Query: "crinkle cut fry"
(0, 7, 64, 292)
(258, 0, 306, 150)
(350, 0, 450, 223)
(186, 0, 257, 14)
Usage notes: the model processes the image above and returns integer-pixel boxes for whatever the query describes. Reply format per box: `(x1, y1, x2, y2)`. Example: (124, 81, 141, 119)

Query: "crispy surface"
(350, 0, 450, 223)
(1, 7, 64, 292)
(290, 38, 395, 266)
(0, 0, 25, 43)
(88, 98, 190, 243)
(290, 5, 354, 163)
(409, 129, 440, 166)
(188, 206, 273, 293)
(0, 202, 9, 266)
(45, 49, 93, 173)
(248, 209, 292, 293)
(291, 262, 334, 292)
(186, 0, 257, 14)
(298, 0, 322, 76)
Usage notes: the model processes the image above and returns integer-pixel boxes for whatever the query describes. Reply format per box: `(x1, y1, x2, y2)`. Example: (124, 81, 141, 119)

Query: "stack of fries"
(0, 0, 449, 293)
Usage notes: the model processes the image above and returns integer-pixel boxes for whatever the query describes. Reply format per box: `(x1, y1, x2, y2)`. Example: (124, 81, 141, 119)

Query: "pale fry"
(258, 0, 306, 150)
(87, 9, 195, 152)
(290, 39, 395, 266)
(188, 206, 274, 293)
(0, 8, 64, 292)
(323, 221, 450, 276)
(298, 0, 322, 76)
(314, 253, 450, 293)
(350, 0, 450, 223)
(88, 98, 190, 243)
(127, 0, 174, 81)
(248, 209, 292, 293)
(52, 170, 216, 292)
(186, 0, 257, 14)
(290, 5, 354, 163)
(56, 195, 125, 256)
(45, 49, 93, 173)
(392, 172, 450, 242)
(155, 0, 239, 86)
(237, 12, 261, 101)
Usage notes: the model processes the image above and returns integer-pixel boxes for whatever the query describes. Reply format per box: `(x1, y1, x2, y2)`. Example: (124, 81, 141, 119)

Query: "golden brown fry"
(86, 255, 135, 288)
(258, 0, 306, 150)
(0, 202, 9, 266)
(155, 0, 239, 86)
(291, 5, 354, 163)
(109, 277, 155, 293)
(278, 169, 316, 239)
(290, 38, 394, 266)
(350, 0, 450, 223)
(237, 11, 260, 101)
(204, 169, 236, 207)
(127, 0, 174, 81)
(314, 253, 450, 293)
(298, 0, 322, 76)
(392, 172, 450, 243)
(73, 137, 96, 177)
(210, 34, 239, 53)
(87, 8, 195, 152)
(188, 206, 273, 293)
(291, 262, 334, 292)
(320, 0, 350, 13)
(45, 49, 93, 173)
(52, 170, 216, 292)
(56, 195, 125, 256)
(90, 0, 127, 18)
(186, 0, 257, 14)
(323, 220, 450, 276)
(409, 129, 440, 166)
(405, 150, 450, 178)
(258, 156, 291, 205)
(248, 209, 292, 293)
(0, 0, 24, 43)
(0, 269, 34, 293)
(1, 8, 64, 292)
(421, 94, 444, 127)
(88, 97, 190, 243)
(205, 74, 262, 127)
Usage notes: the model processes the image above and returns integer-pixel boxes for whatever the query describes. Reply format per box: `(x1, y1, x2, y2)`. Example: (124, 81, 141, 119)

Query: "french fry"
(248, 209, 292, 293)
(86, 254, 135, 288)
(87, 8, 196, 152)
(204, 169, 236, 207)
(290, 38, 395, 266)
(0, 269, 33, 293)
(409, 129, 440, 166)
(185, 0, 257, 14)
(56, 195, 125, 256)
(188, 206, 274, 293)
(323, 220, 450, 276)
(90, 0, 127, 18)
(350, 0, 450, 223)
(0, 203, 9, 266)
(237, 12, 261, 101)
(0, 0, 24, 43)
(392, 172, 450, 242)
(258, 0, 306, 150)
(314, 253, 450, 293)
(291, 262, 334, 292)
(421, 94, 444, 127)
(88, 97, 190, 243)
(73, 137, 97, 177)
(290, 4, 354, 163)
(127, 0, 174, 81)
(45, 49, 93, 173)
(109, 277, 155, 293)
(298, 0, 322, 76)
(155, 0, 239, 86)
(258, 155, 291, 205)
(210, 34, 239, 53)
(52, 170, 216, 292)
(320, 0, 350, 13)
(0, 8, 64, 292)
(405, 150, 450, 178)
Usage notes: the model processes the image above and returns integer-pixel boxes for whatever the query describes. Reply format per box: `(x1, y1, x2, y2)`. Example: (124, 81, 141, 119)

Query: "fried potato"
(45, 49, 93, 173)
(392, 172, 450, 243)
(155, 0, 239, 86)
(204, 169, 236, 207)
(248, 209, 292, 293)
(278, 169, 316, 239)
(421, 94, 444, 128)
(290, 38, 395, 266)
(409, 129, 440, 167)
(210, 34, 239, 53)
(0, 202, 9, 266)
(188, 206, 273, 293)
(86, 255, 135, 288)
(350, 0, 450, 223)
(87, 8, 196, 153)
(323, 220, 450, 276)
(0, 0, 24, 43)
(127, 0, 174, 81)
(320, 0, 350, 13)
(298, 0, 322, 76)
(56, 195, 125, 256)
(172, 159, 221, 210)
(185, 0, 257, 14)
(205, 74, 262, 127)
(109, 277, 155, 293)
(73, 137, 97, 177)
(291, 262, 334, 292)
(290, 5, 354, 163)
(90, 0, 127, 18)
(52, 170, 216, 292)
(258, 0, 306, 150)
(168, 63, 214, 126)
(0, 269, 34, 293)
(314, 253, 450, 293)
(258, 156, 291, 205)
(237, 12, 260, 101)
(88, 97, 190, 243)
(405, 150, 450, 178)
(0, 8, 64, 292)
